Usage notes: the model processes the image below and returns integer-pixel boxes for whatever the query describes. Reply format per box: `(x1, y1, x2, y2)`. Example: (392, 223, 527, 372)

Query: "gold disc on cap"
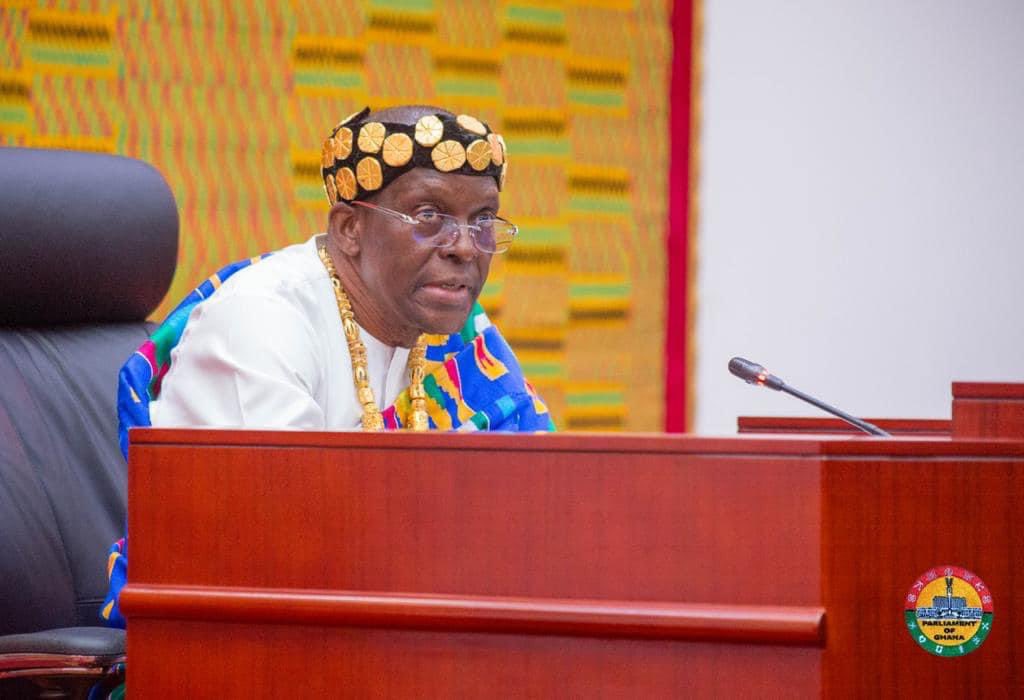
(356, 156, 383, 191)
(431, 140, 466, 172)
(487, 133, 503, 165)
(322, 138, 335, 168)
(466, 139, 493, 171)
(382, 132, 413, 167)
(456, 114, 487, 135)
(415, 115, 444, 146)
(333, 127, 353, 160)
(336, 167, 357, 200)
(358, 122, 386, 153)
(324, 173, 338, 203)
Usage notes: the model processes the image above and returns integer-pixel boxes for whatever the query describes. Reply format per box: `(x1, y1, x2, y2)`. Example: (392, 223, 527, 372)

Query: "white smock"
(149, 235, 411, 429)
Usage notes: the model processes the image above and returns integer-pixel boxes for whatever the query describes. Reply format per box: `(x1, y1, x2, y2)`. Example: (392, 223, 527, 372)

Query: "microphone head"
(728, 357, 784, 390)
(728, 357, 765, 382)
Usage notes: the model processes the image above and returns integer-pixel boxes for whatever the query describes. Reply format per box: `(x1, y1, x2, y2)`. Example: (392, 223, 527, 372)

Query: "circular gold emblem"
(415, 115, 444, 147)
(466, 139, 493, 171)
(357, 122, 386, 153)
(431, 140, 466, 172)
(332, 127, 353, 160)
(321, 139, 335, 169)
(356, 157, 383, 191)
(487, 133, 504, 165)
(324, 173, 338, 203)
(382, 132, 414, 167)
(336, 167, 357, 200)
(905, 565, 994, 657)
(456, 114, 487, 135)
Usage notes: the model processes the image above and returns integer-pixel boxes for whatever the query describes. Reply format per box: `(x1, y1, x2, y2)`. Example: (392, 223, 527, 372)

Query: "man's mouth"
(419, 281, 475, 306)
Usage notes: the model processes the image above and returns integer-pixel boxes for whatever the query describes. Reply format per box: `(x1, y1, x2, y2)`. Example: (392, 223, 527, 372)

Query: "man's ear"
(326, 201, 361, 256)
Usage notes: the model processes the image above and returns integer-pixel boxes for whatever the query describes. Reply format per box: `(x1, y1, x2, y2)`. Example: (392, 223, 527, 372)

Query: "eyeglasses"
(352, 201, 517, 254)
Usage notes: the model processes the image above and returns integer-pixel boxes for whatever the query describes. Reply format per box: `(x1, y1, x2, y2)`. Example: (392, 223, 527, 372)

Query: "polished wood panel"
(122, 429, 1024, 697)
(125, 430, 825, 696)
(822, 447, 1023, 696)
(953, 382, 1024, 438)
(127, 431, 824, 604)
(128, 620, 823, 698)
(738, 416, 951, 436)
(954, 382, 1024, 399)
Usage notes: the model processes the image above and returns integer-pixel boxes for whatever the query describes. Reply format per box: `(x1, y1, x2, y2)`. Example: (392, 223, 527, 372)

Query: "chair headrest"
(0, 148, 178, 325)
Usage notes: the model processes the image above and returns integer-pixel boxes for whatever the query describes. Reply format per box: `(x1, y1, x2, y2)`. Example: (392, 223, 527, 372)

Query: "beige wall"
(694, 1, 1024, 432)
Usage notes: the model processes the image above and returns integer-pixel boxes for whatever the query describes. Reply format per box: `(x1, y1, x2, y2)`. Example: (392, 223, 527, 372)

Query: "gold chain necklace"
(318, 244, 430, 431)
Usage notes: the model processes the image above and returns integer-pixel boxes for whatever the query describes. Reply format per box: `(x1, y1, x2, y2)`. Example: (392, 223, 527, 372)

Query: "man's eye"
(414, 210, 441, 223)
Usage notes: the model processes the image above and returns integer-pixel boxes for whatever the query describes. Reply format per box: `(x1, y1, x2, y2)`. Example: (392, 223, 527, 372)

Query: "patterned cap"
(321, 107, 508, 204)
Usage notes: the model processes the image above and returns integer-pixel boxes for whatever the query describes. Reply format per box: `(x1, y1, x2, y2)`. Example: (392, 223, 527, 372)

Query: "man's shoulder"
(210, 236, 326, 304)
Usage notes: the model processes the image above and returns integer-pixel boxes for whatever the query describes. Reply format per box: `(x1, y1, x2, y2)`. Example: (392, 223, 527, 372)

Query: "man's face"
(353, 168, 498, 336)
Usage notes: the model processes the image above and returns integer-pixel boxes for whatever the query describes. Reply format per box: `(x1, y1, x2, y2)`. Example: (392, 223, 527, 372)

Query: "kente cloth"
(383, 308, 553, 431)
(115, 252, 271, 458)
(102, 241, 554, 628)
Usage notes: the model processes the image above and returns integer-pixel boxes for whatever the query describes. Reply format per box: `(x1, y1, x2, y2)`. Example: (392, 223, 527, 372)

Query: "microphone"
(728, 357, 890, 437)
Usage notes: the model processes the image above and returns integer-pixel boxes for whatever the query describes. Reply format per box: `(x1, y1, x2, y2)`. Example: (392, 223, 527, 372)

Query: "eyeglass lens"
(413, 214, 514, 253)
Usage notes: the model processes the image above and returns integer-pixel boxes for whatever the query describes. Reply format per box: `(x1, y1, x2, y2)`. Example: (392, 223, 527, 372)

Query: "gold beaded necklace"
(318, 244, 430, 431)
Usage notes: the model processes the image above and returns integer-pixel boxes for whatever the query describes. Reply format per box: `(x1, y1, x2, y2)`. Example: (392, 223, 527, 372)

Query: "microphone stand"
(779, 383, 890, 437)
(729, 356, 891, 437)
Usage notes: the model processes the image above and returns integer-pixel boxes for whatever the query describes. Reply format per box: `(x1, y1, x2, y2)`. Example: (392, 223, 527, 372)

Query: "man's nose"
(442, 223, 479, 261)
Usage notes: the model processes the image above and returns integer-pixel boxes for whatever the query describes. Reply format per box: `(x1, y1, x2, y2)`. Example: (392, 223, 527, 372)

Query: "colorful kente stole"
(102, 253, 554, 628)
(384, 306, 552, 432)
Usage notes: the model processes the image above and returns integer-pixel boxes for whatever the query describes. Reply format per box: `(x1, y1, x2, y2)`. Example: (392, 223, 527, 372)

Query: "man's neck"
(323, 238, 419, 348)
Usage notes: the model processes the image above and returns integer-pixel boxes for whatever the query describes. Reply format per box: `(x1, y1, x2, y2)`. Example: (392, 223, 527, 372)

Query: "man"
(102, 105, 553, 626)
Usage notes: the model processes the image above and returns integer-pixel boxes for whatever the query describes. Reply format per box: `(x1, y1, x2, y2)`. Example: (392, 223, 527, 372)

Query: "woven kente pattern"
(0, 0, 671, 431)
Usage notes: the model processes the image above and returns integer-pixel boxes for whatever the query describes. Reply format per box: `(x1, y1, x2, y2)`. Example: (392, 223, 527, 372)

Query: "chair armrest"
(0, 626, 124, 677)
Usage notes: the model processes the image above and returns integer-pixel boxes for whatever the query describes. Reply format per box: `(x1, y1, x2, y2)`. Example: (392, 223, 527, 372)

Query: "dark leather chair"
(0, 147, 178, 698)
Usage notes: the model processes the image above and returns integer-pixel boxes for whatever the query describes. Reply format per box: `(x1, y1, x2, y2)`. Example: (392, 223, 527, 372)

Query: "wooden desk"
(120, 429, 1022, 697)
(953, 382, 1024, 438)
(737, 416, 951, 436)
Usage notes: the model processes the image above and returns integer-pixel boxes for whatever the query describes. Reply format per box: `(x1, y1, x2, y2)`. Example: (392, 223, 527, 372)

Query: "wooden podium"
(120, 386, 1023, 697)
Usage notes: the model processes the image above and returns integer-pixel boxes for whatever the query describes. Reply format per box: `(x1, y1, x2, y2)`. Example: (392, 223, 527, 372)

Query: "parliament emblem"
(904, 565, 994, 657)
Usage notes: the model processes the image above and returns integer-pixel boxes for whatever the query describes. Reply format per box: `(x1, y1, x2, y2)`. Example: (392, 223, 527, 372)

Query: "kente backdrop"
(0, 0, 693, 431)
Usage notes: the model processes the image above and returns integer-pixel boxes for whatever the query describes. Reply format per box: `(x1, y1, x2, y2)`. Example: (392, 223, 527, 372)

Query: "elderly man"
(102, 105, 552, 627)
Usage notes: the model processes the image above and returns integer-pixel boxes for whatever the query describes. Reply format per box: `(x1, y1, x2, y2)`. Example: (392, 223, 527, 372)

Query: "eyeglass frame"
(350, 200, 518, 254)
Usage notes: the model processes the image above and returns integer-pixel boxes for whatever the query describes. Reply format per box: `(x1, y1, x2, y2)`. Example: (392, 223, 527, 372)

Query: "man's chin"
(410, 292, 478, 337)
(417, 309, 472, 337)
